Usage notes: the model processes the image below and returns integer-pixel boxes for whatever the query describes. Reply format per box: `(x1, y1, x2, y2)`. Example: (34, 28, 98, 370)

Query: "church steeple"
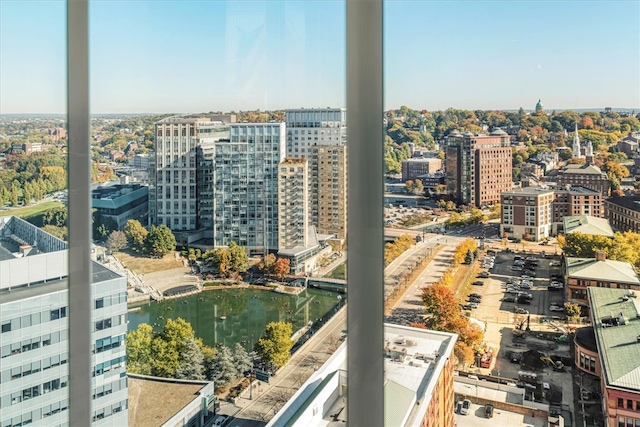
(572, 123, 582, 158)
(585, 137, 594, 164)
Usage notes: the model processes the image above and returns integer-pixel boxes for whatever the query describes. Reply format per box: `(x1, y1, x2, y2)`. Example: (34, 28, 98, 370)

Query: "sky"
(1, 0, 638, 114)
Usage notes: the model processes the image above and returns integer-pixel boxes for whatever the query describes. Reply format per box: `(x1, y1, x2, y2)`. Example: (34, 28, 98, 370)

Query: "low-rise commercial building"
(565, 251, 640, 306)
(556, 163, 609, 197)
(402, 158, 442, 182)
(563, 215, 614, 237)
(91, 183, 149, 229)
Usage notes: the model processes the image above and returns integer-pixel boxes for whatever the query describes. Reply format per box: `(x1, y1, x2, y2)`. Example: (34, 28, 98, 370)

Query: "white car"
(549, 305, 564, 312)
(212, 415, 228, 426)
(460, 399, 472, 415)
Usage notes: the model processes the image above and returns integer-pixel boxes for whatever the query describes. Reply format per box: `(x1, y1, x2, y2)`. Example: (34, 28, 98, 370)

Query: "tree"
(421, 284, 461, 328)
(273, 258, 291, 278)
(175, 337, 205, 380)
(228, 242, 249, 274)
(106, 230, 127, 253)
(255, 321, 294, 369)
(42, 224, 67, 240)
(124, 219, 148, 253)
(233, 343, 253, 377)
(126, 323, 155, 375)
(10, 180, 20, 206)
(211, 345, 238, 385)
(405, 180, 415, 193)
(414, 179, 424, 194)
(258, 253, 277, 273)
(145, 224, 176, 257)
(564, 302, 581, 321)
(469, 208, 487, 224)
(203, 248, 232, 277)
(464, 249, 474, 264)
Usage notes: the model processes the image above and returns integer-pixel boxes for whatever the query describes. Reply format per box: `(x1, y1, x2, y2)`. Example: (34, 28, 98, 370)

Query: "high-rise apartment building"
(285, 108, 347, 158)
(310, 145, 348, 241)
(445, 129, 512, 207)
(0, 216, 128, 427)
(277, 158, 309, 250)
(211, 123, 286, 254)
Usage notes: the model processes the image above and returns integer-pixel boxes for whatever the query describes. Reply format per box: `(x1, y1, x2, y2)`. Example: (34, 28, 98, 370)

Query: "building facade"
(604, 196, 640, 233)
(445, 129, 512, 207)
(565, 252, 640, 306)
(556, 163, 610, 197)
(310, 145, 348, 241)
(0, 216, 128, 427)
(211, 123, 286, 254)
(277, 158, 309, 251)
(284, 108, 347, 158)
(501, 185, 603, 240)
(401, 158, 442, 182)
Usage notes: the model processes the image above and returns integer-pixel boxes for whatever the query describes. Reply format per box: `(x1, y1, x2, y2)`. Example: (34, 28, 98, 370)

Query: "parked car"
(470, 293, 482, 299)
(468, 297, 481, 303)
(515, 308, 529, 315)
(460, 399, 471, 415)
(511, 265, 523, 271)
(520, 283, 532, 289)
(472, 281, 484, 286)
(550, 261, 562, 266)
(469, 302, 479, 309)
(213, 415, 228, 427)
(549, 305, 564, 312)
(477, 272, 490, 278)
(502, 296, 516, 303)
(484, 404, 494, 418)
(517, 297, 532, 305)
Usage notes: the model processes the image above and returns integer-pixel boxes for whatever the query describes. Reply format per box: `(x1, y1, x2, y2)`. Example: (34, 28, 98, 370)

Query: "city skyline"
(0, 1, 638, 114)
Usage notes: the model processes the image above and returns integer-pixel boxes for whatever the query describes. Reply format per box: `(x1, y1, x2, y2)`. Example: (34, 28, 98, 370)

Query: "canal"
(127, 287, 343, 350)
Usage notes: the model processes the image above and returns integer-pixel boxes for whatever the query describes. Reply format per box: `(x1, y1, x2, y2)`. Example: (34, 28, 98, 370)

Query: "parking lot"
(454, 401, 544, 427)
(459, 247, 576, 419)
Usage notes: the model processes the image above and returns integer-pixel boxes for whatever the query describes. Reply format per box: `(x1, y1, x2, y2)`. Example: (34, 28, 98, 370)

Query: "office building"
(604, 196, 640, 233)
(565, 251, 640, 306)
(267, 324, 457, 427)
(0, 216, 128, 427)
(401, 158, 442, 182)
(445, 129, 512, 207)
(91, 183, 149, 229)
(573, 287, 640, 427)
(284, 108, 347, 158)
(501, 185, 604, 240)
(310, 145, 348, 241)
(211, 123, 286, 254)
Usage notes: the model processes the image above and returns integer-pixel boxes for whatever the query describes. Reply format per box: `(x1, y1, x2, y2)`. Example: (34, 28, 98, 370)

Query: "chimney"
(595, 251, 606, 261)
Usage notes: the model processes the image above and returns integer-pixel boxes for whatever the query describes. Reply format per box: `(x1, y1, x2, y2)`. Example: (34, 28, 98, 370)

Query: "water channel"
(127, 287, 344, 350)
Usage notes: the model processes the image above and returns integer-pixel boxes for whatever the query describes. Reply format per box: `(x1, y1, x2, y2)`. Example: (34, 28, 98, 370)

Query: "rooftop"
(127, 376, 212, 427)
(566, 257, 640, 285)
(562, 164, 605, 176)
(563, 215, 614, 237)
(589, 287, 640, 392)
(0, 261, 123, 304)
(280, 158, 308, 165)
(403, 157, 441, 163)
(267, 324, 457, 427)
(91, 183, 148, 209)
(502, 186, 556, 197)
(604, 196, 640, 212)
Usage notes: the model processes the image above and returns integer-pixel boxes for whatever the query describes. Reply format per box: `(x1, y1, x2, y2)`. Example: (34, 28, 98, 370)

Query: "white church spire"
(572, 123, 582, 158)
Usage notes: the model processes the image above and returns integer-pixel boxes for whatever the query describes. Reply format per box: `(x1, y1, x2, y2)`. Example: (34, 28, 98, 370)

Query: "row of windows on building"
(1, 353, 68, 384)
(578, 352, 596, 372)
(1, 307, 67, 334)
(1, 329, 67, 360)
(1, 400, 68, 427)
(2, 376, 68, 408)
(618, 417, 640, 427)
(94, 334, 125, 354)
(95, 292, 127, 310)
(92, 399, 128, 422)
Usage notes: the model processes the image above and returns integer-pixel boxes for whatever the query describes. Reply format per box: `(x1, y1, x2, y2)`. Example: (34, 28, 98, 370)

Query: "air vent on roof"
(602, 315, 624, 327)
(637, 335, 640, 343)
(405, 339, 417, 347)
(623, 296, 630, 302)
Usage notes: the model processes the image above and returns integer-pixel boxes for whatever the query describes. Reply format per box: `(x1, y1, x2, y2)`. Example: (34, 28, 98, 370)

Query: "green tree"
(414, 179, 424, 194)
(42, 206, 68, 227)
(405, 180, 415, 193)
(464, 249, 474, 264)
(175, 337, 205, 380)
(228, 242, 249, 274)
(124, 219, 148, 253)
(203, 248, 232, 277)
(126, 323, 155, 375)
(255, 321, 294, 369)
(10, 180, 20, 206)
(41, 225, 67, 240)
(106, 230, 127, 253)
(258, 253, 277, 274)
(145, 224, 177, 257)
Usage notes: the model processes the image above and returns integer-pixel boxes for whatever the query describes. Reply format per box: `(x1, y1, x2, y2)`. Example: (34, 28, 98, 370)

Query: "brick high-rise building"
(445, 129, 512, 207)
(310, 145, 347, 241)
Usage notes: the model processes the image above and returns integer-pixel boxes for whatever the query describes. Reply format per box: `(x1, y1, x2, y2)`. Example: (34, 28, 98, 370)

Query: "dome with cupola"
(535, 99, 544, 113)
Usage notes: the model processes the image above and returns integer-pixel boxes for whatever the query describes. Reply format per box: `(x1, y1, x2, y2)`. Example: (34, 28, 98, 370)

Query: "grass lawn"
(115, 250, 185, 275)
(325, 262, 346, 280)
(0, 201, 64, 219)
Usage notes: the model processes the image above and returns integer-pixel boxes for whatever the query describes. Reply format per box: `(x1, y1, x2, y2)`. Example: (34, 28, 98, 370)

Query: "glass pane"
(385, 1, 639, 426)
(0, 0, 70, 426)
(89, 0, 346, 424)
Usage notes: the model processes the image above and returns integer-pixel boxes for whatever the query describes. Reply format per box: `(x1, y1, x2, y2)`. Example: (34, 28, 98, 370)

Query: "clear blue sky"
(1, 0, 638, 114)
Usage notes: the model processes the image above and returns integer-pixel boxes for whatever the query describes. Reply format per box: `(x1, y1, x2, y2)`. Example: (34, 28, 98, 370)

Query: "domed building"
(535, 99, 544, 114)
